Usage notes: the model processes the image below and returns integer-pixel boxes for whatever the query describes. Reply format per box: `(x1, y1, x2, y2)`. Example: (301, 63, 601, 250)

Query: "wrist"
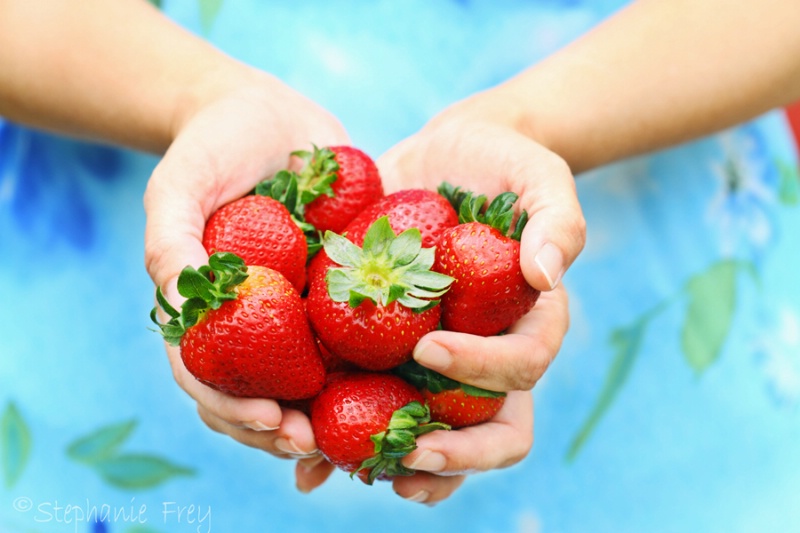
(167, 59, 265, 146)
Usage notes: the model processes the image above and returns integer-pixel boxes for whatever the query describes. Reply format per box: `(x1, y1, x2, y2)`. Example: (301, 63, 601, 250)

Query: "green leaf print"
(67, 419, 195, 490)
(566, 316, 651, 462)
(126, 527, 166, 533)
(66, 419, 137, 463)
(91, 454, 194, 490)
(147, 0, 163, 9)
(1, 401, 32, 489)
(681, 260, 738, 374)
(777, 159, 800, 206)
(198, 0, 224, 32)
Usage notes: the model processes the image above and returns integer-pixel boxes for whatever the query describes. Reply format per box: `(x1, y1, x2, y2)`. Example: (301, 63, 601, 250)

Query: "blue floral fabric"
(2, 1, 799, 532)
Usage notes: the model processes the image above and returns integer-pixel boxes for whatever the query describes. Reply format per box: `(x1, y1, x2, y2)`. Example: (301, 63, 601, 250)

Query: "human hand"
(294, 390, 534, 504)
(377, 90, 584, 392)
(144, 66, 349, 461)
(294, 90, 579, 501)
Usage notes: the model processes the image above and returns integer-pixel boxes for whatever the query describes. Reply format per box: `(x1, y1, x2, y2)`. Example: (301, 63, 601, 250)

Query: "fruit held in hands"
(257, 145, 384, 236)
(435, 185, 540, 336)
(298, 145, 385, 234)
(151, 252, 326, 400)
(394, 360, 506, 428)
(203, 195, 307, 293)
(306, 216, 454, 371)
(311, 372, 449, 484)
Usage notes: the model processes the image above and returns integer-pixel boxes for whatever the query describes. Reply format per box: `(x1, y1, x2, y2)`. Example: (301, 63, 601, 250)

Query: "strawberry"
(341, 188, 459, 249)
(310, 372, 449, 484)
(151, 252, 326, 400)
(202, 194, 307, 293)
(435, 184, 540, 336)
(256, 145, 384, 237)
(305, 188, 459, 289)
(306, 216, 454, 371)
(394, 360, 506, 428)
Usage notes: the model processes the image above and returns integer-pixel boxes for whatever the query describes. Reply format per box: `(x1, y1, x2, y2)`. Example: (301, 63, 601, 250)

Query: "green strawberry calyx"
(322, 216, 455, 312)
(291, 144, 340, 203)
(394, 360, 507, 399)
(253, 145, 341, 259)
(254, 144, 338, 207)
(150, 252, 249, 346)
(437, 182, 529, 241)
(254, 170, 323, 259)
(355, 401, 450, 485)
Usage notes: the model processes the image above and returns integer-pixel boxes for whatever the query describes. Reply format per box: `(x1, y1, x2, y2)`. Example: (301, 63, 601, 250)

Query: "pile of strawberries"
(152, 145, 540, 484)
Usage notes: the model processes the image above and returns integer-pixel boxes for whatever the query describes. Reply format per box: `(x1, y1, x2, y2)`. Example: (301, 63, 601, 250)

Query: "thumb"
(512, 145, 586, 291)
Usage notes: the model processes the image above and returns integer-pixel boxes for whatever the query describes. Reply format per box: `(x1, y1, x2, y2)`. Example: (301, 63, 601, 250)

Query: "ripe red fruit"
(343, 188, 459, 248)
(151, 253, 326, 400)
(435, 185, 540, 336)
(305, 187, 459, 291)
(394, 361, 506, 428)
(311, 372, 449, 484)
(306, 217, 454, 371)
(297, 145, 385, 235)
(203, 195, 307, 293)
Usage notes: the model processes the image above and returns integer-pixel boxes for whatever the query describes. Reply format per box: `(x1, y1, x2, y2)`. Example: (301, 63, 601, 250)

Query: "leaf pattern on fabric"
(1, 401, 32, 489)
(89, 454, 195, 490)
(198, 0, 224, 32)
(66, 420, 194, 490)
(66, 420, 138, 463)
(566, 260, 757, 460)
(681, 260, 740, 374)
(566, 316, 651, 462)
(777, 159, 800, 206)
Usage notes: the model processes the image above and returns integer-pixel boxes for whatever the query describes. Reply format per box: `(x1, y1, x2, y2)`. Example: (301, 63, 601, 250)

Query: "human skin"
(372, 0, 800, 503)
(3, 0, 799, 506)
(0, 0, 564, 505)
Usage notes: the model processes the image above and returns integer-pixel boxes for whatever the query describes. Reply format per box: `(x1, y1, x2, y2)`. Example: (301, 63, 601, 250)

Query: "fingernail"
(298, 454, 326, 473)
(534, 242, 564, 290)
(275, 437, 317, 457)
(405, 450, 446, 472)
(404, 489, 431, 503)
(413, 341, 452, 372)
(244, 421, 279, 432)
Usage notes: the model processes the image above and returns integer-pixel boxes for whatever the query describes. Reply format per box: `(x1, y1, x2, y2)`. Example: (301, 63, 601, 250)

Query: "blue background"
(2, 1, 799, 532)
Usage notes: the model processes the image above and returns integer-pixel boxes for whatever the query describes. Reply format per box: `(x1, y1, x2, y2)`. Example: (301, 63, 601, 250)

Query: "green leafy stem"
(565, 259, 757, 462)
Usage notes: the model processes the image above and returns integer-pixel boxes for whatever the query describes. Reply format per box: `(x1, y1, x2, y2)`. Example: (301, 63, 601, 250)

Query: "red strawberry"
(394, 361, 506, 428)
(151, 253, 326, 400)
(203, 195, 307, 293)
(306, 216, 454, 371)
(435, 185, 540, 336)
(311, 372, 449, 484)
(299, 145, 384, 234)
(305, 188, 459, 289)
(257, 145, 384, 238)
(342, 188, 459, 248)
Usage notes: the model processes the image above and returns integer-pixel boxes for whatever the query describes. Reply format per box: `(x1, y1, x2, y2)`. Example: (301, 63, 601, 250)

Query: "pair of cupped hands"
(144, 68, 585, 505)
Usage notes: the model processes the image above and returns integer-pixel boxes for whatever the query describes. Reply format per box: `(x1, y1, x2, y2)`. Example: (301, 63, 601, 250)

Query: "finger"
(295, 456, 337, 494)
(401, 391, 533, 474)
(197, 404, 319, 457)
(412, 286, 569, 391)
(392, 472, 466, 506)
(379, 126, 585, 293)
(142, 136, 238, 291)
(488, 131, 585, 292)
